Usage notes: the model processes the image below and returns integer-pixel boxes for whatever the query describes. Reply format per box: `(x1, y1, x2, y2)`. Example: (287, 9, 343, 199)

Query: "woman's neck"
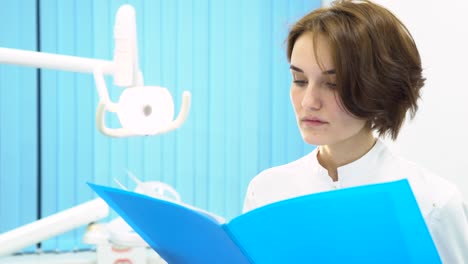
(317, 128, 376, 182)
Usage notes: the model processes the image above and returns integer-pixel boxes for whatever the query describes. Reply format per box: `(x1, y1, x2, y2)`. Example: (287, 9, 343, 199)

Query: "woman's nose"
(301, 84, 321, 110)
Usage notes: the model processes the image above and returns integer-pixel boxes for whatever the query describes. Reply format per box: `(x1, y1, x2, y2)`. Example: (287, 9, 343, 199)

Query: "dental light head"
(0, 4, 191, 138)
(95, 70, 191, 137)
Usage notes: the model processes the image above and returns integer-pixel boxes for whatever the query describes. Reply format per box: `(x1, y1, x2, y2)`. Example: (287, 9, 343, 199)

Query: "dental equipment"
(0, 4, 190, 257)
(0, 4, 191, 137)
(126, 170, 181, 201)
(0, 171, 182, 257)
(0, 198, 109, 256)
(82, 171, 183, 264)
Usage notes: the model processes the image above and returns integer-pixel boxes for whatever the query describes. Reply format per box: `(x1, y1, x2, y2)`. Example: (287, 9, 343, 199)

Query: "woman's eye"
(293, 80, 308, 87)
(325, 82, 337, 89)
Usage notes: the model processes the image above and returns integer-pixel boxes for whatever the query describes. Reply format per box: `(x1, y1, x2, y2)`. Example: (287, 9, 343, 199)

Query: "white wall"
(373, 0, 468, 200)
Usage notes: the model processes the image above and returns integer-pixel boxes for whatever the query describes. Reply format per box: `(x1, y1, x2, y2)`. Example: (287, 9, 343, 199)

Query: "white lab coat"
(243, 139, 468, 263)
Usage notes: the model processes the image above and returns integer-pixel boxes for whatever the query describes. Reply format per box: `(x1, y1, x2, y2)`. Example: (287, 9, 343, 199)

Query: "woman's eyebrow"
(290, 64, 335, 75)
(289, 64, 304, 73)
(290, 64, 336, 76)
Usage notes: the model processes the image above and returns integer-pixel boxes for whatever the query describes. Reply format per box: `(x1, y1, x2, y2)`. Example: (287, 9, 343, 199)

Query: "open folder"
(89, 179, 441, 264)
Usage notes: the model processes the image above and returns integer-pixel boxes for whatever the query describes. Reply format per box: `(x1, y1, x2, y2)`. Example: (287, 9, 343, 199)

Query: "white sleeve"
(428, 189, 468, 263)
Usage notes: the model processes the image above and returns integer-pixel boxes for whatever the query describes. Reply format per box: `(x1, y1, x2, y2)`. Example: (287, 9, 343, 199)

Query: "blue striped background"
(0, 0, 38, 253)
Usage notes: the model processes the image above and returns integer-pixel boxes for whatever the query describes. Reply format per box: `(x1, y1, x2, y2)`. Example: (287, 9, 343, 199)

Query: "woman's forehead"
(290, 32, 334, 74)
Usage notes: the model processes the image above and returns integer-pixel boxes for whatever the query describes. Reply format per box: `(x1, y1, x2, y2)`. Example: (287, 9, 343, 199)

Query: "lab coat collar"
(310, 139, 387, 187)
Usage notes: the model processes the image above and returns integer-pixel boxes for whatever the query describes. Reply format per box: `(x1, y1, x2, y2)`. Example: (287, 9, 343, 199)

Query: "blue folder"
(89, 179, 441, 264)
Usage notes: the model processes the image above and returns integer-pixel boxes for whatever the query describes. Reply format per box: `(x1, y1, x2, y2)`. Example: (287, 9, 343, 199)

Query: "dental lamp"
(0, 4, 190, 256)
(0, 4, 191, 137)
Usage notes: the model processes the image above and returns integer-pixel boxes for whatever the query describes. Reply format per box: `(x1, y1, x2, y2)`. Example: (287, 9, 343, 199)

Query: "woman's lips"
(301, 118, 327, 127)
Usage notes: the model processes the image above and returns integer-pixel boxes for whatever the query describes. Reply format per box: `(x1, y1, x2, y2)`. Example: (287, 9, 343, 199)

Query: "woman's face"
(290, 32, 368, 146)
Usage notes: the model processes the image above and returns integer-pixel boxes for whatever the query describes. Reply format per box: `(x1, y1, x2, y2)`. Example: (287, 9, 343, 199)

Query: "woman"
(243, 0, 468, 262)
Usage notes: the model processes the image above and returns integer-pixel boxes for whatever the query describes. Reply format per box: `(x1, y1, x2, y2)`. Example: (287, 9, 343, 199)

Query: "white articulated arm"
(0, 198, 108, 256)
(0, 47, 115, 75)
(113, 4, 143, 87)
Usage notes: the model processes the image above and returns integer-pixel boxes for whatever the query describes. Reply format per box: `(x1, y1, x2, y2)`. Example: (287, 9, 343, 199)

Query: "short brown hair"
(287, 0, 425, 140)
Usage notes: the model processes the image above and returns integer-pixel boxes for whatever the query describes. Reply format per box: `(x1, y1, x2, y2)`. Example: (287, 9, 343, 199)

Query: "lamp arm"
(0, 47, 115, 76)
(0, 4, 141, 87)
(96, 102, 135, 138)
(94, 67, 118, 112)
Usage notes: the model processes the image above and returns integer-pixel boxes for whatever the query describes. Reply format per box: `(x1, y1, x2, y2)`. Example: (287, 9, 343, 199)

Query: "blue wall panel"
(0, 0, 38, 253)
(191, 0, 211, 212)
(224, 0, 243, 219)
(0, 0, 321, 252)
